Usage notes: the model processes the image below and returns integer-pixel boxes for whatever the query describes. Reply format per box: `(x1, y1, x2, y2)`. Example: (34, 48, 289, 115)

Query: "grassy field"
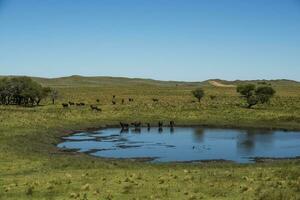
(1, 76, 300, 199)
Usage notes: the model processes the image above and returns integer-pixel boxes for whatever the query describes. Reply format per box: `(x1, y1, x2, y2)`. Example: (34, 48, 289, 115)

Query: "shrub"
(192, 88, 205, 102)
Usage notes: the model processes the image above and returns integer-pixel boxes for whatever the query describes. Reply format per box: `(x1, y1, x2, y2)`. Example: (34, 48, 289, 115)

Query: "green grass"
(1, 76, 300, 199)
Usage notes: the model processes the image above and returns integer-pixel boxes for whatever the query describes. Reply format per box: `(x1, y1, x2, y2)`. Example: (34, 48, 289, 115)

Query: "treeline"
(0, 77, 51, 106)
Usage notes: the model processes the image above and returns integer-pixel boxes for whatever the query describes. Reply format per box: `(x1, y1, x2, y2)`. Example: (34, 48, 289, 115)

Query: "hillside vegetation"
(0, 76, 300, 199)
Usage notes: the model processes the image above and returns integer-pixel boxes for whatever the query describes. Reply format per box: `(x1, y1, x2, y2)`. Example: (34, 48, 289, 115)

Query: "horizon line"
(0, 74, 299, 83)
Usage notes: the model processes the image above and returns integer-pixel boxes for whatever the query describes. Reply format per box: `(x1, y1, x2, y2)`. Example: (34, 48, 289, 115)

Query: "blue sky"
(0, 0, 299, 81)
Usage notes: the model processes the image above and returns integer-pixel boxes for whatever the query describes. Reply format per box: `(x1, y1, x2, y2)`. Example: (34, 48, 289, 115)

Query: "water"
(57, 127, 300, 163)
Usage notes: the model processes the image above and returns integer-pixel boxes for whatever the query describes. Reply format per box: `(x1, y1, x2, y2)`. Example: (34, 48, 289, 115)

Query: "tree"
(0, 77, 51, 106)
(237, 84, 276, 108)
(255, 86, 275, 104)
(246, 95, 259, 109)
(236, 84, 256, 99)
(36, 87, 51, 105)
(49, 89, 59, 104)
(192, 88, 205, 102)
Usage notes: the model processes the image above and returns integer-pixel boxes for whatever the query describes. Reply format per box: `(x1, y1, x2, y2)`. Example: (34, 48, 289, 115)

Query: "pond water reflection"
(58, 127, 300, 163)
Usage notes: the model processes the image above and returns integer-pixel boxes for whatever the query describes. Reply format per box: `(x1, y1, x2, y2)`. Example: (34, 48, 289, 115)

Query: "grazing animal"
(131, 122, 141, 132)
(96, 99, 100, 103)
(210, 95, 217, 100)
(90, 105, 102, 112)
(76, 103, 81, 106)
(69, 101, 75, 106)
(62, 103, 69, 108)
(152, 98, 159, 102)
(128, 98, 134, 102)
(170, 121, 175, 128)
(131, 121, 141, 128)
(120, 122, 129, 130)
(158, 121, 163, 128)
(147, 123, 151, 129)
(121, 99, 125, 104)
(80, 103, 85, 106)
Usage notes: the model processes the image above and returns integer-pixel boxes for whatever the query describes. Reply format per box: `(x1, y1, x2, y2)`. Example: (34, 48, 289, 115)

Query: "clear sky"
(0, 0, 299, 81)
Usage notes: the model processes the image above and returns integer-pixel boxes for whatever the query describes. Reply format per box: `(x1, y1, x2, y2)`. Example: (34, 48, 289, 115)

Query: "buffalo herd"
(120, 121, 175, 132)
(61, 96, 176, 131)
(61, 96, 151, 110)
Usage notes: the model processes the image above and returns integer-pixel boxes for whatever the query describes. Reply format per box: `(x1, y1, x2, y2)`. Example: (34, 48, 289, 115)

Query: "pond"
(57, 127, 300, 163)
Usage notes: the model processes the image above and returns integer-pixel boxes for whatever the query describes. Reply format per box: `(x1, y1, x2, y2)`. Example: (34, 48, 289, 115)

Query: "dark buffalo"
(120, 122, 129, 130)
(170, 121, 175, 128)
(62, 103, 69, 108)
(152, 98, 159, 102)
(158, 121, 163, 128)
(90, 105, 102, 112)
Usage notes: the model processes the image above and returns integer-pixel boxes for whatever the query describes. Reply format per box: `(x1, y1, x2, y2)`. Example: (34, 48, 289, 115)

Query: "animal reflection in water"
(58, 127, 300, 163)
(119, 121, 175, 133)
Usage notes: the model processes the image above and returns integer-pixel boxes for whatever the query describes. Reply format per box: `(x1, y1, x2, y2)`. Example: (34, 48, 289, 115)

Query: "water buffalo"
(152, 98, 159, 102)
(62, 103, 69, 108)
(120, 122, 129, 130)
(170, 121, 175, 128)
(210, 95, 217, 100)
(90, 105, 102, 112)
(131, 121, 141, 128)
(69, 101, 75, 106)
(158, 121, 163, 128)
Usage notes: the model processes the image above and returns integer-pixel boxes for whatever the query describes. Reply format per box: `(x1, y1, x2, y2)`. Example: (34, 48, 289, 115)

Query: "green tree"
(236, 84, 256, 99)
(0, 77, 51, 106)
(192, 88, 205, 102)
(246, 95, 259, 108)
(36, 87, 51, 105)
(237, 84, 276, 108)
(255, 86, 276, 104)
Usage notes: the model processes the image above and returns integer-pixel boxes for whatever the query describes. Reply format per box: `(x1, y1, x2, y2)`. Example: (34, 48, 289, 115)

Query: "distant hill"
(204, 79, 300, 87)
(0, 75, 299, 88)
(0, 75, 203, 87)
